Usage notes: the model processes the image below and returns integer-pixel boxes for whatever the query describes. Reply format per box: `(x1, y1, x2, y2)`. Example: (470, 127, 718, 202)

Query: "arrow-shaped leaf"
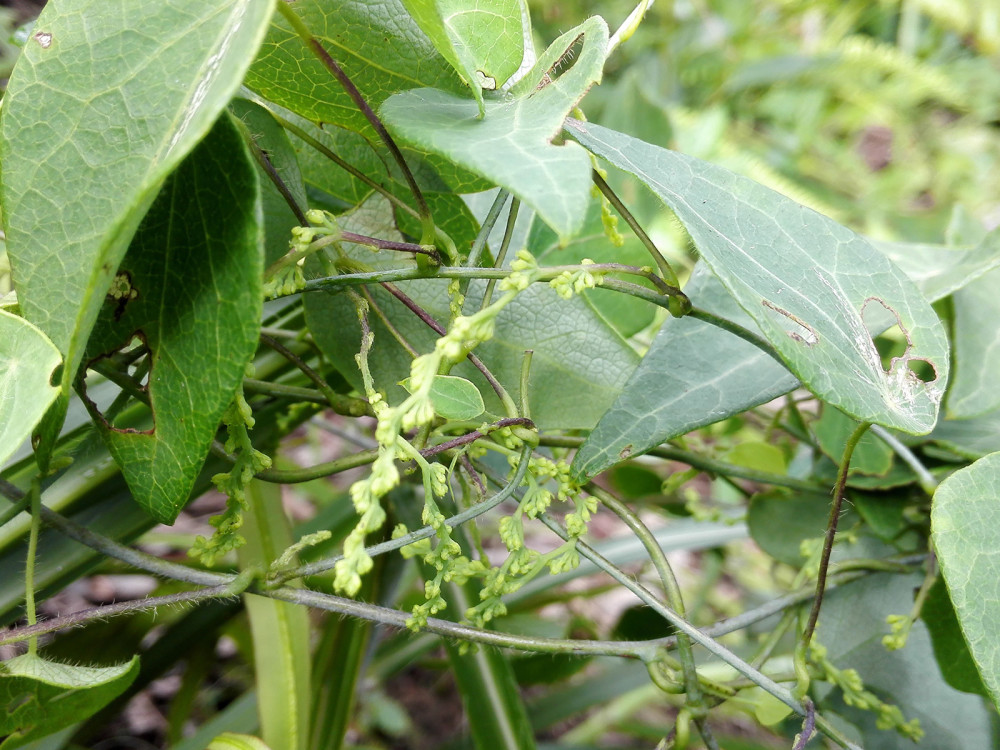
(381, 18, 608, 240)
(568, 119, 948, 434)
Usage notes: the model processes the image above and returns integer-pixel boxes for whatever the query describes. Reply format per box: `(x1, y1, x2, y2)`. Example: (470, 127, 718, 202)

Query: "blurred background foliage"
(542, 0, 1000, 250)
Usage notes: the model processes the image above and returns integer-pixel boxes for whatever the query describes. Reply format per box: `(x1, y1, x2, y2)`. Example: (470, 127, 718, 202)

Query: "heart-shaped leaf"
(932, 451, 1000, 710)
(381, 18, 608, 240)
(568, 119, 948, 434)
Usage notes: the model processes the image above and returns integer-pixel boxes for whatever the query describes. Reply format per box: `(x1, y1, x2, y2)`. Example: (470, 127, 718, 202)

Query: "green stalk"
(238, 480, 311, 750)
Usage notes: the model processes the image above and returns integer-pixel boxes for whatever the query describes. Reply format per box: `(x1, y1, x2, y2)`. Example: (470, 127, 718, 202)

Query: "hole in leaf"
(49, 362, 63, 388)
(79, 333, 154, 433)
(761, 299, 818, 346)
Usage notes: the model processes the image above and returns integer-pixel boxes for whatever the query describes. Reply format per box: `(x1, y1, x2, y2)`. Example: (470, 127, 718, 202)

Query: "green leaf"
(931, 450, 1000, 710)
(0, 310, 60, 469)
(402, 374, 485, 420)
(927, 408, 1000, 459)
(571, 264, 796, 480)
(814, 406, 893, 477)
(821, 572, 992, 749)
(208, 734, 273, 750)
(81, 114, 263, 524)
(239, 481, 312, 750)
(381, 18, 609, 240)
(948, 266, 1000, 418)
(873, 228, 1000, 303)
(0, 654, 139, 749)
(230, 97, 309, 266)
(920, 578, 990, 699)
(245, 0, 466, 136)
(747, 490, 830, 566)
(400, 0, 527, 114)
(0, 0, 275, 401)
(567, 119, 949, 434)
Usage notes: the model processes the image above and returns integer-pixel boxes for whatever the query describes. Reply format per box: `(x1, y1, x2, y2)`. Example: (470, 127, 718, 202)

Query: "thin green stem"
(686, 307, 784, 364)
(275, 3, 436, 247)
(519, 350, 533, 419)
(802, 421, 872, 646)
(870, 423, 937, 493)
(466, 190, 510, 267)
(0, 584, 240, 647)
(24, 477, 41, 655)
(540, 434, 823, 492)
(592, 169, 680, 287)
(480, 197, 520, 310)
(258, 333, 370, 415)
(589, 484, 706, 714)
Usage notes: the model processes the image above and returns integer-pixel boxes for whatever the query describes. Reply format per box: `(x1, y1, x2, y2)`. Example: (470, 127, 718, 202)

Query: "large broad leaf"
(932, 451, 1000, 709)
(820, 572, 992, 749)
(568, 119, 949, 433)
(0, 310, 60, 468)
(947, 266, 1000, 418)
(245, 0, 466, 136)
(571, 264, 796, 480)
(572, 232, 989, 480)
(0, 654, 139, 749)
(0, 0, 275, 404)
(381, 18, 609, 241)
(80, 114, 263, 524)
(400, 0, 526, 114)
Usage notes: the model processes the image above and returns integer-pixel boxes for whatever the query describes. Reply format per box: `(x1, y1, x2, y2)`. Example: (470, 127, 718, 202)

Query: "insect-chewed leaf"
(568, 119, 949, 435)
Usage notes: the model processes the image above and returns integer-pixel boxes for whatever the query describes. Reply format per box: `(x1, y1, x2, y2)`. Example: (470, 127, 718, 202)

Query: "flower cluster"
(549, 259, 605, 300)
(810, 641, 923, 741)
(190, 386, 272, 566)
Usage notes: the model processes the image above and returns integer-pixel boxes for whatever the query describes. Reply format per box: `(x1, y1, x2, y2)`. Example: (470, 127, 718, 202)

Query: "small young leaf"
(814, 406, 893, 477)
(568, 119, 949, 434)
(0, 654, 139, 749)
(402, 374, 485, 420)
(932, 451, 1000, 710)
(0, 310, 60, 468)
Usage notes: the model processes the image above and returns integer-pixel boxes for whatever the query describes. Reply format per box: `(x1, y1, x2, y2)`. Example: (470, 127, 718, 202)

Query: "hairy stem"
(802, 421, 871, 645)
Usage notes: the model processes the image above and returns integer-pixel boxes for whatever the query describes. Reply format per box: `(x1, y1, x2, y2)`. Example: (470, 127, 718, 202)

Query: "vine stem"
(466, 190, 510, 268)
(592, 169, 680, 287)
(802, 421, 872, 646)
(480, 197, 520, 310)
(23, 478, 41, 655)
(275, 3, 436, 247)
(588, 485, 711, 742)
